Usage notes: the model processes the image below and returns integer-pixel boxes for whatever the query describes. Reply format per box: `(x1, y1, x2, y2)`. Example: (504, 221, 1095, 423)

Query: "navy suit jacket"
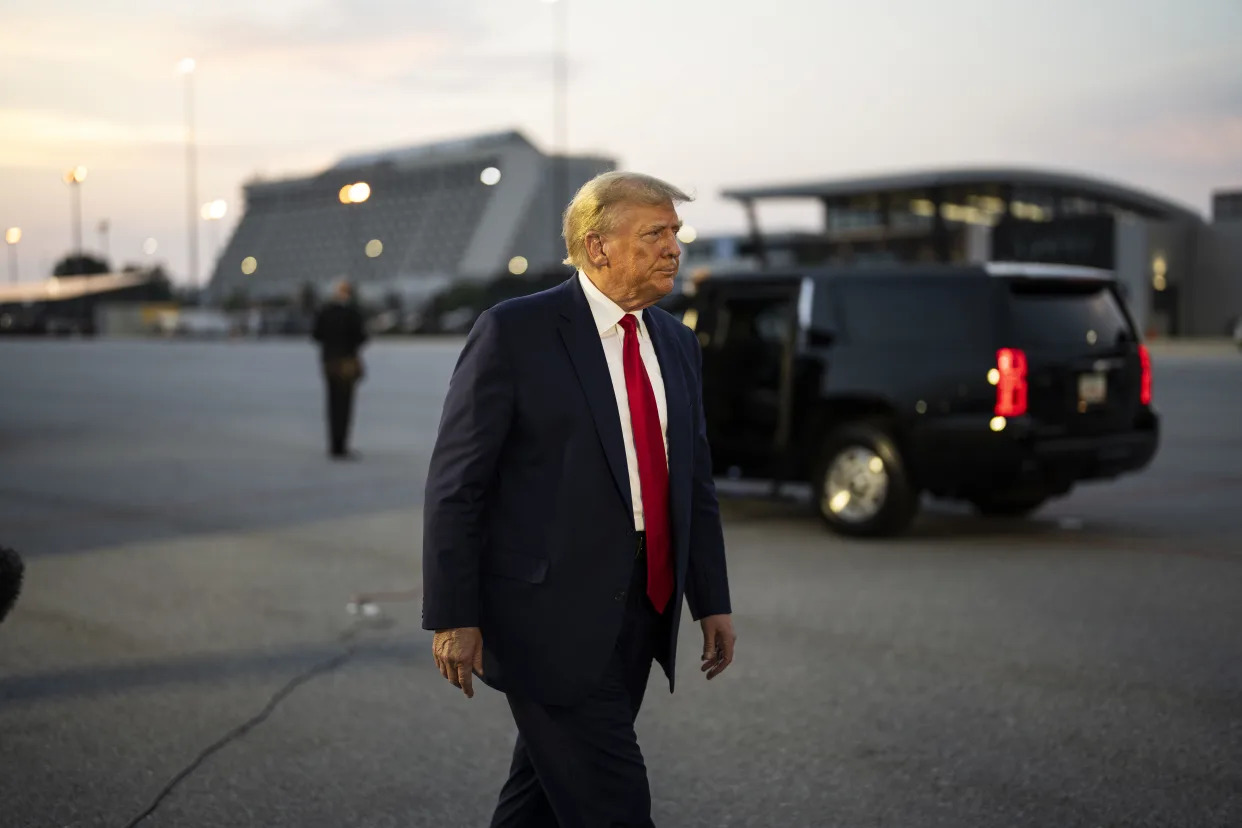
(421, 275, 732, 706)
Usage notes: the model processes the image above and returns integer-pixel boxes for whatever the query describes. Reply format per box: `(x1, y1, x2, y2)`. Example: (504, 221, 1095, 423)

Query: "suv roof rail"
(984, 261, 1115, 280)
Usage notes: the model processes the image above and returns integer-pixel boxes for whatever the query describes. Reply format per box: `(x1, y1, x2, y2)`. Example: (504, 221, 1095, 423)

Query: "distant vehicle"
(156, 308, 232, 338)
(664, 262, 1160, 537)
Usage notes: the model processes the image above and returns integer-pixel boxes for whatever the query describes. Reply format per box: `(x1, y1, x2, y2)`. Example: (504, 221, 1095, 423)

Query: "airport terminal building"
(206, 131, 614, 306)
(207, 132, 1240, 338)
(685, 170, 1242, 337)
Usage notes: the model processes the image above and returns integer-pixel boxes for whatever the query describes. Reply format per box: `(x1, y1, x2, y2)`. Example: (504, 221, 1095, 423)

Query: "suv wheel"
(970, 490, 1050, 517)
(814, 422, 919, 537)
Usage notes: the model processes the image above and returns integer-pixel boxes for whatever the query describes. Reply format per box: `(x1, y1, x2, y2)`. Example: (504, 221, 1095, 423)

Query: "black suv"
(664, 262, 1159, 537)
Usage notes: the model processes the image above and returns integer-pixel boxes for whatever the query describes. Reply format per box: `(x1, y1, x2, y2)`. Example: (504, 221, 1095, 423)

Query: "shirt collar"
(578, 270, 644, 339)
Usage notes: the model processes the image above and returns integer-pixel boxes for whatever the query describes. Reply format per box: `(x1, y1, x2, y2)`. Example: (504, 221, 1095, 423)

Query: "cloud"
(189, 0, 491, 81)
(388, 51, 568, 94)
(0, 109, 185, 166)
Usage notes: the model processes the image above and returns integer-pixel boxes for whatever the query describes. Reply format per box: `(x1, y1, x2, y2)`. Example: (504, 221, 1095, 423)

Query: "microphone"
(0, 545, 25, 624)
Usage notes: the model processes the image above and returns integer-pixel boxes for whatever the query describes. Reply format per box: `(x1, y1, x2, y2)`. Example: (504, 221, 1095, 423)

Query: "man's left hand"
(699, 614, 736, 680)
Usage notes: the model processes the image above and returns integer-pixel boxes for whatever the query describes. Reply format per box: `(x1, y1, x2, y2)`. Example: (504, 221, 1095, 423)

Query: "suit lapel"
(557, 277, 633, 514)
(644, 308, 693, 568)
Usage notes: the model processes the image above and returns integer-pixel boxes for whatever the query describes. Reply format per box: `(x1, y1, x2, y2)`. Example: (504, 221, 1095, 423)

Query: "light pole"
(179, 58, 199, 294)
(201, 199, 227, 274)
(339, 181, 370, 284)
(4, 227, 20, 284)
(98, 218, 110, 267)
(543, 0, 568, 264)
(63, 165, 87, 273)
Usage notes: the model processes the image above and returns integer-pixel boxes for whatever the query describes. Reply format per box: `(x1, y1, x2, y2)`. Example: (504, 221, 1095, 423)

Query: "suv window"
(835, 278, 991, 346)
(716, 294, 793, 348)
(1004, 280, 1135, 348)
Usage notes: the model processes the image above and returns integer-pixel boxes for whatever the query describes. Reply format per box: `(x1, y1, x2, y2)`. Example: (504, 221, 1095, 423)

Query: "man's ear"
(585, 233, 608, 268)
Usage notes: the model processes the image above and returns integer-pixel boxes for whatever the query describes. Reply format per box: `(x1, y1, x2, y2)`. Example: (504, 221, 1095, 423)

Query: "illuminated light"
(987, 368, 1001, 385)
(1153, 274, 1167, 291)
(339, 184, 353, 204)
(677, 225, 698, 244)
(1086, 330, 1098, 345)
(508, 256, 529, 275)
(178, 58, 196, 74)
(4, 227, 20, 245)
(240, 256, 257, 275)
(1138, 344, 1152, 405)
(994, 347, 1028, 417)
(347, 182, 371, 204)
(829, 490, 852, 514)
(480, 167, 502, 186)
(1012, 201, 1050, 222)
(365, 239, 383, 258)
(915, 400, 927, 414)
(990, 416, 1007, 432)
(940, 203, 992, 225)
(200, 199, 227, 221)
(867, 457, 884, 474)
(909, 199, 936, 217)
(977, 196, 1006, 215)
(1152, 254, 1167, 278)
(682, 307, 699, 331)
(143, 238, 158, 256)
(64, 165, 88, 184)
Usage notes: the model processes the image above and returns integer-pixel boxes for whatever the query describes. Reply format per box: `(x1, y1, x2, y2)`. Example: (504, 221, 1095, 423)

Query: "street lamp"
(543, 0, 568, 267)
(339, 181, 370, 282)
(63, 165, 87, 274)
(201, 199, 227, 271)
(179, 57, 199, 293)
(4, 226, 20, 284)
(98, 218, 111, 266)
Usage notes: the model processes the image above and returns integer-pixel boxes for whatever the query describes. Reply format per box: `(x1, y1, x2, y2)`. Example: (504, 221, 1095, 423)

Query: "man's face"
(597, 201, 682, 309)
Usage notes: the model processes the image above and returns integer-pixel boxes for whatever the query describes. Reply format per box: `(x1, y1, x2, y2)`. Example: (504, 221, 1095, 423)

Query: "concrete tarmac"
(1, 338, 1239, 828)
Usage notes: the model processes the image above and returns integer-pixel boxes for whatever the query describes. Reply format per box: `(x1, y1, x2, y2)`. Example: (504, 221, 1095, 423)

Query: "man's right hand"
(432, 626, 484, 698)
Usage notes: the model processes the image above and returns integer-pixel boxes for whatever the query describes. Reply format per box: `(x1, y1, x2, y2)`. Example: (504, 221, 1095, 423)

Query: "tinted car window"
(1005, 280, 1135, 347)
(836, 278, 992, 346)
(717, 295, 793, 347)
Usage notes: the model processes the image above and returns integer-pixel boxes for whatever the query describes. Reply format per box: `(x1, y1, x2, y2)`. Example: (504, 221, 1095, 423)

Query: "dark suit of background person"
(421, 172, 736, 828)
(311, 280, 368, 459)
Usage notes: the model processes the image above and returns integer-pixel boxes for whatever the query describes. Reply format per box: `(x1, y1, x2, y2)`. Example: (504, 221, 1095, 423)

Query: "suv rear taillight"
(995, 348, 1028, 417)
(1139, 344, 1152, 405)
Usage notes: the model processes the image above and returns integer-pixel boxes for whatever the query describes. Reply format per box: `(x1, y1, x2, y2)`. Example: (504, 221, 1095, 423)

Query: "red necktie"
(618, 314, 673, 613)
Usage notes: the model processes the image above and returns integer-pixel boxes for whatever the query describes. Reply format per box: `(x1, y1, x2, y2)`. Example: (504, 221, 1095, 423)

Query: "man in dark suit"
(311, 279, 368, 459)
(422, 171, 735, 827)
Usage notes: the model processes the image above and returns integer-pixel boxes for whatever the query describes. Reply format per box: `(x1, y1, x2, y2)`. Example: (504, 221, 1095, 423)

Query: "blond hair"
(562, 171, 692, 268)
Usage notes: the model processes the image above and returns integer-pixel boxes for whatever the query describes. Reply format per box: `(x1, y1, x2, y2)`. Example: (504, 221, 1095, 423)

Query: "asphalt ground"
(1, 338, 1239, 828)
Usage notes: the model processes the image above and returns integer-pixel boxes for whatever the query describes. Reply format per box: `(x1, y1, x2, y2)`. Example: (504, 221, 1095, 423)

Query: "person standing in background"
(312, 279, 368, 460)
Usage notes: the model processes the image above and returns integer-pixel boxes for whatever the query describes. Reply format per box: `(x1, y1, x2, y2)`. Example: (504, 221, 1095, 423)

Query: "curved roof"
(722, 166, 1202, 222)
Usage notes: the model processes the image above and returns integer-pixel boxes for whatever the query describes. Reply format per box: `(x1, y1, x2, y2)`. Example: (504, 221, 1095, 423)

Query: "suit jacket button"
(614, 590, 626, 602)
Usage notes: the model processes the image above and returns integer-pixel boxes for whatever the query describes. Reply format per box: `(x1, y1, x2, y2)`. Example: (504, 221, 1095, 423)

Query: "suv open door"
(689, 279, 802, 479)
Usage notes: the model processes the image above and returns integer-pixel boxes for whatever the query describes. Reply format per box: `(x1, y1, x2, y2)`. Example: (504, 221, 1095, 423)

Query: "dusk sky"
(2, 0, 1239, 284)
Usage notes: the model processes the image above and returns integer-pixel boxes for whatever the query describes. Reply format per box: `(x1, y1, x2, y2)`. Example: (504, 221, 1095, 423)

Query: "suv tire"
(813, 421, 919, 537)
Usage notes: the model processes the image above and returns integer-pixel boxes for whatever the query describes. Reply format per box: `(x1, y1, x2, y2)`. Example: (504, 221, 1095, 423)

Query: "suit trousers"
(490, 534, 668, 828)
(324, 378, 356, 456)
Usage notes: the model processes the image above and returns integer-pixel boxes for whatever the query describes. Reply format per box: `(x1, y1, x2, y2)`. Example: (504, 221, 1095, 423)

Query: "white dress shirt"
(577, 270, 669, 531)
